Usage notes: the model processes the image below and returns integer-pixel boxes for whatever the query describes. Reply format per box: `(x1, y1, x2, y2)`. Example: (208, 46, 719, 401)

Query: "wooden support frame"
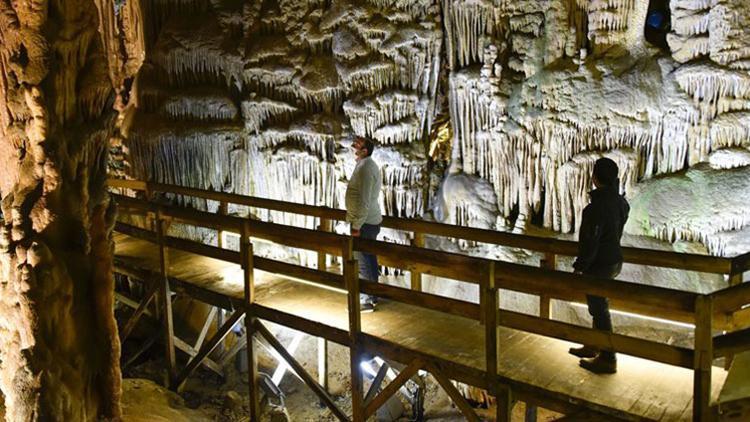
(693, 295, 713, 421)
(255, 321, 349, 421)
(119, 276, 161, 341)
(173, 337, 224, 376)
(123, 330, 159, 370)
(363, 362, 390, 406)
(108, 179, 750, 421)
(424, 362, 481, 422)
(174, 309, 246, 391)
(364, 359, 422, 418)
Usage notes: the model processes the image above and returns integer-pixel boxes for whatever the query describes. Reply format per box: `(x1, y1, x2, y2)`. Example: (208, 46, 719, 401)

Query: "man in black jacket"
(569, 157, 630, 374)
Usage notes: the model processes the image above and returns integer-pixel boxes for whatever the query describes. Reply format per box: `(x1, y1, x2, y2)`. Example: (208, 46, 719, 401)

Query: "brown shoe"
(579, 355, 617, 374)
(569, 345, 598, 358)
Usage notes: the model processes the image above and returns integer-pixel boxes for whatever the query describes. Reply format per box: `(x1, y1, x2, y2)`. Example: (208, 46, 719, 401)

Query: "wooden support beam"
(318, 337, 329, 394)
(361, 281, 480, 321)
(255, 321, 349, 422)
(115, 291, 154, 317)
(344, 242, 365, 422)
(483, 262, 498, 378)
(724, 272, 745, 369)
(240, 220, 260, 421)
(119, 277, 161, 341)
(364, 359, 422, 418)
(317, 218, 332, 270)
(496, 384, 514, 422)
(174, 310, 245, 391)
(693, 295, 713, 421)
(246, 319, 260, 421)
(539, 253, 555, 319)
(123, 331, 159, 370)
(194, 307, 218, 352)
(424, 362, 480, 422)
(410, 231, 424, 291)
(363, 362, 390, 407)
(525, 403, 537, 422)
(217, 201, 228, 248)
(173, 337, 224, 376)
(219, 333, 246, 368)
(156, 215, 177, 388)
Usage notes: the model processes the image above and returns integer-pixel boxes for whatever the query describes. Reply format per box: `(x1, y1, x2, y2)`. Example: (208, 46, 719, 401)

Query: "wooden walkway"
(115, 233, 726, 421)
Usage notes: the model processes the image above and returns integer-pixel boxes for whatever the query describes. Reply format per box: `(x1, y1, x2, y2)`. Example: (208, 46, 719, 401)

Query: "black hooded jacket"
(573, 186, 630, 273)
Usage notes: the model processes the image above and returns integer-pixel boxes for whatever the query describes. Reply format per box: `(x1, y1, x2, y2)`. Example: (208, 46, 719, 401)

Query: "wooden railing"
(109, 179, 750, 421)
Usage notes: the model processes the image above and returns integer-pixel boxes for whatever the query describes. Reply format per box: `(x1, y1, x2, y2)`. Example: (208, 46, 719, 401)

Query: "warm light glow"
(570, 303, 695, 329)
(281, 274, 347, 294)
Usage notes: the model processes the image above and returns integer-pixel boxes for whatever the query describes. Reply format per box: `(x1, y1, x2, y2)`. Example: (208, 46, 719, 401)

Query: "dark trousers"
(355, 224, 380, 303)
(585, 262, 622, 361)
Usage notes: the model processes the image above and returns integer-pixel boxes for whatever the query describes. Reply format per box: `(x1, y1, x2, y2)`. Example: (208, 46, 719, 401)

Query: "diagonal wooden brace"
(174, 309, 245, 391)
(364, 358, 423, 419)
(255, 320, 349, 422)
(425, 362, 481, 422)
(120, 276, 162, 341)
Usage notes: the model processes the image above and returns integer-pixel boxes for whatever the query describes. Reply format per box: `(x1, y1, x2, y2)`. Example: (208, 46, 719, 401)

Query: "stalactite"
(162, 93, 238, 121)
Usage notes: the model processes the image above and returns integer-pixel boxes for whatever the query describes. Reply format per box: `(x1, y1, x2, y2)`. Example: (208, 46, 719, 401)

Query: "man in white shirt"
(345, 137, 383, 312)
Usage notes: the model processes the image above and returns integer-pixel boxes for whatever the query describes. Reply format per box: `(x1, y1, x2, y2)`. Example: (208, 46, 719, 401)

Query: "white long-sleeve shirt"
(345, 156, 382, 230)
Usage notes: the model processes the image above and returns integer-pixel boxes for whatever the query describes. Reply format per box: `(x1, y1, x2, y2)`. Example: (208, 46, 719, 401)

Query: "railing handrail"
(112, 220, 696, 369)
(107, 178, 740, 275)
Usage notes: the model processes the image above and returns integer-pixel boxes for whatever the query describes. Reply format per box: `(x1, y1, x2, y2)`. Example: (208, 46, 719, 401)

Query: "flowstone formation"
(119, 0, 750, 262)
(126, 0, 442, 237)
(441, 0, 750, 258)
(0, 0, 141, 420)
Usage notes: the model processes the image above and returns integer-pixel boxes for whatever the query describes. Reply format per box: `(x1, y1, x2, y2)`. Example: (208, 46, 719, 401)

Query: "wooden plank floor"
(115, 234, 727, 421)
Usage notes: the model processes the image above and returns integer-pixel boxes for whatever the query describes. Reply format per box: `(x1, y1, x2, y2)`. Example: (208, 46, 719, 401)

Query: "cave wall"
(0, 0, 141, 420)
(127, 0, 442, 238)
(121, 0, 750, 260)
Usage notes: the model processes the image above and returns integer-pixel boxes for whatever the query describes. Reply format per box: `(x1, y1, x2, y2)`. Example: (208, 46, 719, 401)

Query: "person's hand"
(351, 228, 360, 237)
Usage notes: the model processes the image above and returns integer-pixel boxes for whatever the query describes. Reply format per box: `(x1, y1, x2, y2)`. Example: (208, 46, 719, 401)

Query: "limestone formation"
(0, 0, 141, 419)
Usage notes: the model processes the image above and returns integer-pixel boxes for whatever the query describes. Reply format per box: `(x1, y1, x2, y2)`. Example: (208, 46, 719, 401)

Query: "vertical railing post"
(344, 238, 364, 421)
(410, 231, 424, 291)
(240, 220, 260, 420)
(317, 218, 332, 271)
(217, 201, 228, 248)
(482, 261, 512, 421)
(539, 252, 555, 319)
(725, 271, 743, 369)
(693, 295, 713, 421)
(156, 209, 176, 388)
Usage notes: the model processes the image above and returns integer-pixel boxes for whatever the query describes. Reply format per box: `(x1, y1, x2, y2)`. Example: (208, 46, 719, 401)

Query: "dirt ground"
(120, 321, 562, 421)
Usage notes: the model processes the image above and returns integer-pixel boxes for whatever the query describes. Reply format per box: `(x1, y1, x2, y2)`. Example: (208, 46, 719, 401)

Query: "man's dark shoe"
(360, 302, 375, 313)
(569, 345, 598, 358)
(579, 355, 617, 374)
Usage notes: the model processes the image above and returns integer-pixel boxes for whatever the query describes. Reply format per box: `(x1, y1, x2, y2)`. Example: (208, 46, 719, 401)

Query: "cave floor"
(114, 233, 726, 421)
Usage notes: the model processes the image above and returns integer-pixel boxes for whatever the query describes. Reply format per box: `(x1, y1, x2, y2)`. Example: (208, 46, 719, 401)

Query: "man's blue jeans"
(356, 224, 380, 304)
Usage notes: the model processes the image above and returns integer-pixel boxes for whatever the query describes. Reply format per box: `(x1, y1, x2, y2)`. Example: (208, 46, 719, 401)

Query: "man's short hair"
(358, 137, 376, 157)
(593, 157, 619, 187)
